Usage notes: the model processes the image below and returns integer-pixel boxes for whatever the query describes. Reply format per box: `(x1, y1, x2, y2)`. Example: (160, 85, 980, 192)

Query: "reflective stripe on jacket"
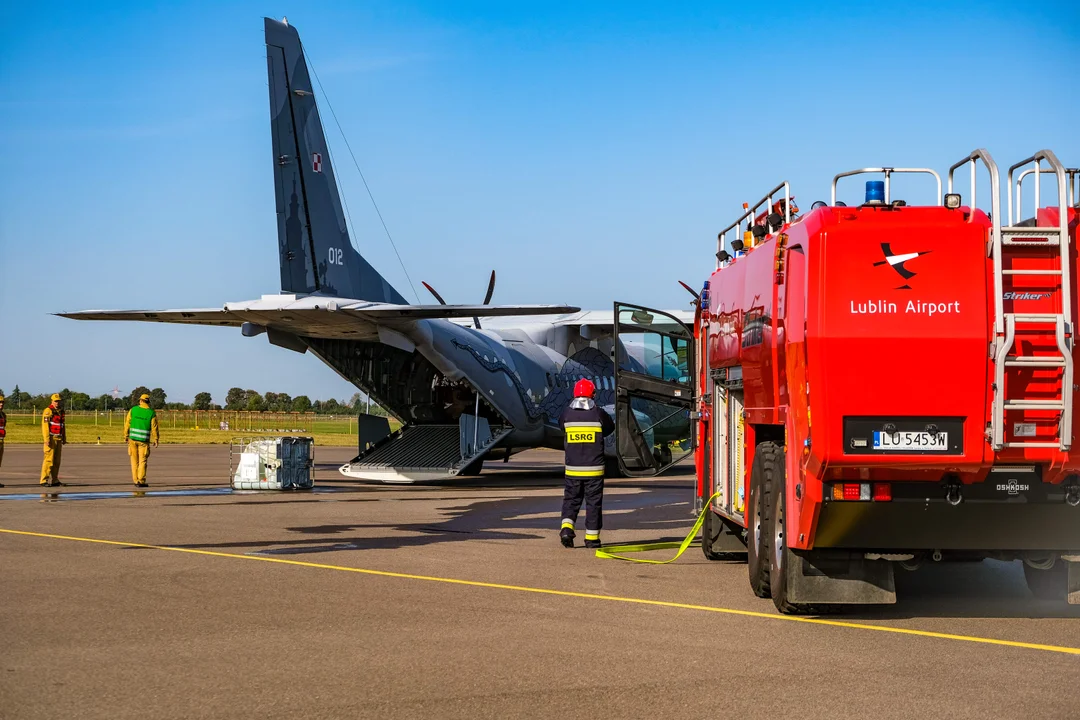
(127, 405, 155, 442)
(558, 398, 615, 474)
(42, 406, 65, 441)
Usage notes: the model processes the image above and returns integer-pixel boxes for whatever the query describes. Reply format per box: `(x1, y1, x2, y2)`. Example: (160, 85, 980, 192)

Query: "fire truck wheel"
(701, 507, 744, 561)
(747, 442, 780, 598)
(1023, 559, 1067, 601)
(702, 507, 723, 561)
(769, 474, 814, 614)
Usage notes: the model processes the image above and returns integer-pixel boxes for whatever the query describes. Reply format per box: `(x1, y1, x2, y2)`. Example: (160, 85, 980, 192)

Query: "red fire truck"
(612, 149, 1080, 613)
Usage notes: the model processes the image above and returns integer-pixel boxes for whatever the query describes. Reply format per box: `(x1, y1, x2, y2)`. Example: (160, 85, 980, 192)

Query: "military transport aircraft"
(61, 18, 696, 482)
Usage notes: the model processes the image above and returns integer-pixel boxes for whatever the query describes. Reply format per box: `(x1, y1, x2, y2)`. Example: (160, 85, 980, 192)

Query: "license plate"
(873, 431, 949, 451)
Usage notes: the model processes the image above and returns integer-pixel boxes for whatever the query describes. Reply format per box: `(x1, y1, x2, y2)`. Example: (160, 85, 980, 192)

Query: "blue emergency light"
(700, 280, 710, 310)
(865, 180, 885, 204)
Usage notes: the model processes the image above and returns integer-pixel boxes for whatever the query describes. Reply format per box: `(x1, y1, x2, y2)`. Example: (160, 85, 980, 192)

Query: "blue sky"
(2, 0, 1078, 403)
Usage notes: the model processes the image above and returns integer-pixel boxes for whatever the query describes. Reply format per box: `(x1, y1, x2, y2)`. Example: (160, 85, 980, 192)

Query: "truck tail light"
(832, 483, 888, 501)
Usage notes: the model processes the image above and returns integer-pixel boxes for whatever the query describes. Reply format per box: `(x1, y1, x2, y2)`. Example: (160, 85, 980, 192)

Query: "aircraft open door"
(613, 302, 696, 476)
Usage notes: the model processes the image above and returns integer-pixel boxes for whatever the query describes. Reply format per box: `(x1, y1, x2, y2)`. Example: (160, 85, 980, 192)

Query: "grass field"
(1, 410, 400, 447)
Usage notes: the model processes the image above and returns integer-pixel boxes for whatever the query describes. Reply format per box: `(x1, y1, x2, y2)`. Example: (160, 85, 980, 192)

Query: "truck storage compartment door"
(613, 302, 696, 476)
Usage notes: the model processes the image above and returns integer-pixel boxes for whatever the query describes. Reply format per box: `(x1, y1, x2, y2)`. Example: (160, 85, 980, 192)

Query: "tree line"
(0, 385, 387, 416)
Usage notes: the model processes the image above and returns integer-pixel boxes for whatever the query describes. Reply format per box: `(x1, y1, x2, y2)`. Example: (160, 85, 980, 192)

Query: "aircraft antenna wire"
(302, 43, 422, 304)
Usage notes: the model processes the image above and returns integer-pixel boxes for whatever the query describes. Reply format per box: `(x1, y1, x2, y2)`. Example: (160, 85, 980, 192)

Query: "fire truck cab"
(612, 149, 1080, 613)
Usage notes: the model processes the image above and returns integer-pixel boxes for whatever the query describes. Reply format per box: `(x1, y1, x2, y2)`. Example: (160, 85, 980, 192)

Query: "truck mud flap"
(784, 550, 896, 605)
(1070, 561, 1080, 605)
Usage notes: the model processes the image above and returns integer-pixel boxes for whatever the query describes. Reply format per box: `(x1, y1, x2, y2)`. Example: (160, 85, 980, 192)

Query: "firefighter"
(41, 394, 66, 486)
(0, 394, 7, 486)
(124, 393, 160, 487)
(558, 378, 614, 549)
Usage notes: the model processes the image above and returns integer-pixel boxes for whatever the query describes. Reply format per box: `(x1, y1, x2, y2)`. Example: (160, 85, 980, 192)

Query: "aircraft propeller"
(421, 270, 497, 329)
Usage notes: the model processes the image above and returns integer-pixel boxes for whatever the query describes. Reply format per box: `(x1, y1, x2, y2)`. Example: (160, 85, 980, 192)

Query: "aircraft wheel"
(1023, 559, 1067, 601)
(747, 442, 776, 598)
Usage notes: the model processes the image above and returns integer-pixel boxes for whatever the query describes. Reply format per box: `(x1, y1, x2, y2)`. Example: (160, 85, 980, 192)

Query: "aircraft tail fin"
(265, 17, 408, 303)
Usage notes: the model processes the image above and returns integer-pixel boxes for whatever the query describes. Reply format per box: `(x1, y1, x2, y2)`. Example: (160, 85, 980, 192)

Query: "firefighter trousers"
(560, 473, 604, 541)
(0, 440, 4, 469)
(128, 440, 151, 484)
(41, 437, 63, 484)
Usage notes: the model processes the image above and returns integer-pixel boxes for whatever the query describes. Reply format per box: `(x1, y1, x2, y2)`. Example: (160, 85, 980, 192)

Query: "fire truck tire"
(701, 508, 744, 561)
(747, 441, 780, 598)
(1023, 559, 1067, 601)
(769, 474, 819, 614)
(702, 508, 723, 561)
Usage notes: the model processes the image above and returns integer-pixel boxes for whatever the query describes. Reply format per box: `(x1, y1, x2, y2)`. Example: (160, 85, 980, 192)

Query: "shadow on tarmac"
(839, 560, 1080, 620)
(169, 484, 698, 554)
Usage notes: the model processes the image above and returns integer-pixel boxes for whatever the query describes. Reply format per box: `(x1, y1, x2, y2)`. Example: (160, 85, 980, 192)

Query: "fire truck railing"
(947, 148, 1002, 226)
(948, 148, 1003, 313)
(831, 167, 942, 206)
(1008, 150, 1069, 227)
(993, 149, 1074, 451)
(715, 181, 790, 268)
(1017, 167, 1080, 214)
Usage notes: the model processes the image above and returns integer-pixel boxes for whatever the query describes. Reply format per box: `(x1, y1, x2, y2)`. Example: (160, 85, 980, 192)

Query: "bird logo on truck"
(873, 243, 931, 288)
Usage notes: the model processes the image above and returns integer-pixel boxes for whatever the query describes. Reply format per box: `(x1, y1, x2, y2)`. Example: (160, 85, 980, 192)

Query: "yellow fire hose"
(594, 492, 721, 564)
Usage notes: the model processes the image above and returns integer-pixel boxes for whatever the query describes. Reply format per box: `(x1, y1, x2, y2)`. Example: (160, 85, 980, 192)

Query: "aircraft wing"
(57, 308, 245, 326)
(548, 309, 695, 328)
(58, 295, 581, 339)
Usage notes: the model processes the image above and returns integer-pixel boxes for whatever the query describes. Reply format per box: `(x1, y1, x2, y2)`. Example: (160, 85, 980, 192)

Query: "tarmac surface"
(2, 444, 1079, 719)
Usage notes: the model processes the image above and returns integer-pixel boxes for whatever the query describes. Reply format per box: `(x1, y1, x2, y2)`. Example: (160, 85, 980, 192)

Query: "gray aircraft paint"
(266, 18, 407, 304)
(59, 17, 692, 481)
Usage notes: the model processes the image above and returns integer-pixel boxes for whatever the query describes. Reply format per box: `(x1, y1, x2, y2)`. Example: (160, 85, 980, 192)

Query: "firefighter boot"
(584, 530, 601, 549)
(559, 522, 575, 548)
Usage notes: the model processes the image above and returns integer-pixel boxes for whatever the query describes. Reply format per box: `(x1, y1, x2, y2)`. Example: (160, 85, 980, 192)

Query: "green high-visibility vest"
(129, 405, 154, 442)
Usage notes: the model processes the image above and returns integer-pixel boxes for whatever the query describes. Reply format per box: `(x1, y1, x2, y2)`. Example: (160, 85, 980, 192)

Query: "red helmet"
(573, 378, 596, 398)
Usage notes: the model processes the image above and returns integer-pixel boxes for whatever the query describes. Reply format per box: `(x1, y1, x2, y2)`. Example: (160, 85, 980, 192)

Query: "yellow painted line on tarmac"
(2, 527, 1079, 657)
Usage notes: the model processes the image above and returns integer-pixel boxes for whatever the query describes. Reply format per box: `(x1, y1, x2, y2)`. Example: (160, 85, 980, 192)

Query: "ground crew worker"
(41, 394, 66, 486)
(0, 395, 7, 487)
(558, 378, 614, 549)
(124, 393, 160, 487)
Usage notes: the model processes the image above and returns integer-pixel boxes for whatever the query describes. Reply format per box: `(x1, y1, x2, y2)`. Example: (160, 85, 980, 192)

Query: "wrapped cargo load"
(230, 436, 314, 490)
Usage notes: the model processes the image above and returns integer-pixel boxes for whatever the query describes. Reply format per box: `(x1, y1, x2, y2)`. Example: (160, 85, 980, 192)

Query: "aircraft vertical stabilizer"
(265, 17, 408, 303)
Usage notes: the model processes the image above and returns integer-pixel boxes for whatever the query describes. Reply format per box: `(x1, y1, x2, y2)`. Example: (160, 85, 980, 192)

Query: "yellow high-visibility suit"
(124, 402, 160, 485)
(41, 405, 66, 485)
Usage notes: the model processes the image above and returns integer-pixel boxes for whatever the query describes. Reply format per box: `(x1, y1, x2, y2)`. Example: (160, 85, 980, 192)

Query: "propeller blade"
(483, 270, 496, 305)
(678, 280, 700, 301)
(422, 281, 448, 305)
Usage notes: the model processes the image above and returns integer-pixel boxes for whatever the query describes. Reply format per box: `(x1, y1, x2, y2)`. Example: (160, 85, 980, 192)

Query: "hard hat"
(51, 393, 62, 402)
(573, 378, 596, 398)
(0, 395, 5, 402)
(139, 393, 151, 401)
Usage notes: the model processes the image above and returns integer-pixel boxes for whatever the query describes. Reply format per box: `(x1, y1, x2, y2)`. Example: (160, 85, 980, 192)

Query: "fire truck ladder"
(951, 149, 1074, 451)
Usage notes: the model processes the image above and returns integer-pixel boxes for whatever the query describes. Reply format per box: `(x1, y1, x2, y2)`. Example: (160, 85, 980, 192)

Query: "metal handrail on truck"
(947, 149, 1003, 319)
(715, 181, 791, 269)
(831, 167, 942, 206)
(1016, 166, 1080, 218)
